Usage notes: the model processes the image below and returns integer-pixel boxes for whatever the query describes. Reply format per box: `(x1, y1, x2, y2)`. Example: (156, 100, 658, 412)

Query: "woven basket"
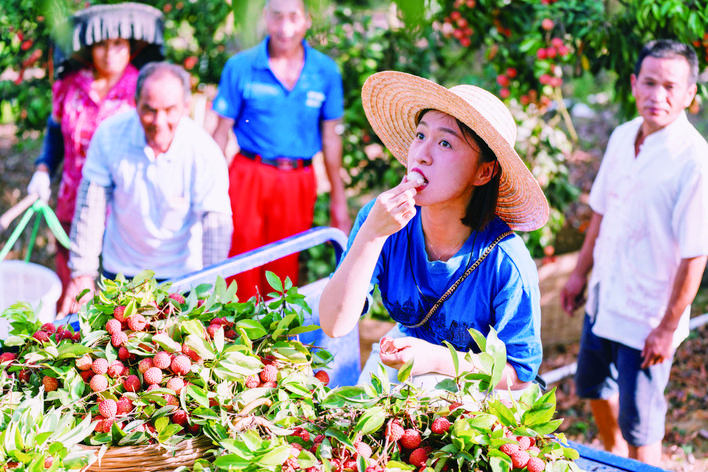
(82, 435, 213, 472)
(537, 251, 584, 347)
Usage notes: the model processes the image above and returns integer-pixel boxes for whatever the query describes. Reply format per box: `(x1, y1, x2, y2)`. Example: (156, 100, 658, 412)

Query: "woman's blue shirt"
(345, 200, 543, 382)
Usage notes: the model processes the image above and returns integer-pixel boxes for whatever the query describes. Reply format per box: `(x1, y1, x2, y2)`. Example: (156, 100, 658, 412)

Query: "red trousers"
(227, 153, 317, 300)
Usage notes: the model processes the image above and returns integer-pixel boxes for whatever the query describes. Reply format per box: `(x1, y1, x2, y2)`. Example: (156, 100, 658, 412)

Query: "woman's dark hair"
(416, 109, 500, 231)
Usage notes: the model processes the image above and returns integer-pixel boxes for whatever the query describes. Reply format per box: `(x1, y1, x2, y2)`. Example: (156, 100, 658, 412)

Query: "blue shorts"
(575, 314, 672, 447)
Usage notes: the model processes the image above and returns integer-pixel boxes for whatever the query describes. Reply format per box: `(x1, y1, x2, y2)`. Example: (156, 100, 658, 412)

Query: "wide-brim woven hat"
(54, 2, 164, 78)
(362, 71, 549, 232)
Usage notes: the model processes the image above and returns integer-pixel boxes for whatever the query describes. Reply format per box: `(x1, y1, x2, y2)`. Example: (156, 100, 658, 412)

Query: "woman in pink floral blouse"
(27, 3, 164, 311)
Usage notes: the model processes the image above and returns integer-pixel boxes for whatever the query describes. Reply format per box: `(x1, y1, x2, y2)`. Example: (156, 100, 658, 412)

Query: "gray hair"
(635, 39, 699, 85)
(135, 62, 191, 103)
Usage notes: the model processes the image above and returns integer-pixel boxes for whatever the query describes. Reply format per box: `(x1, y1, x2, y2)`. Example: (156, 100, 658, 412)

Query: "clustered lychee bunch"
(267, 381, 578, 472)
(1, 274, 578, 472)
(0, 273, 329, 457)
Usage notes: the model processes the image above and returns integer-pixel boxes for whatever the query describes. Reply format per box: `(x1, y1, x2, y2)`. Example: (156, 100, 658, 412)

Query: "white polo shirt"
(587, 111, 708, 350)
(82, 110, 231, 279)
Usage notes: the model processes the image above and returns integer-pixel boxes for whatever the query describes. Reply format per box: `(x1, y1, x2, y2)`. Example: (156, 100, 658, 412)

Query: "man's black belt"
(239, 149, 312, 170)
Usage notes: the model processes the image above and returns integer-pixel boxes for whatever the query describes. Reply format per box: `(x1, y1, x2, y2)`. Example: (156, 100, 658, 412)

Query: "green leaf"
(186, 384, 210, 408)
(485, 328, 507, 391)
(443, 341, 459, 377)
(213, 454, 251, 469)
(488, 399, 517, 427)
(257, 444, 292, 466)
(234, 319, 268, 340)
(324, 427, 353, 449)
(319, 386, 368, 408)
(563, 446, 581, 460)
(265, 271, 284, 293)
(468, 328, 486, 352)
(397, 359, 413, 383)
(354, 406, 386, 435)
(157, 424, 181, 443)
(154, 416, 169, 433)
(528, 418, 563, 436)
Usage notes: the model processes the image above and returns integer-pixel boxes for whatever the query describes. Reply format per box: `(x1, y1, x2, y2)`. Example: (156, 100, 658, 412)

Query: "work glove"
(27, 170, 51, 202)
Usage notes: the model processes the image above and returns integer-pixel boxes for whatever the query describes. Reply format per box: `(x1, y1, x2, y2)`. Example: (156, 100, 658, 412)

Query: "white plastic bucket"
(0, 260, 61, 339)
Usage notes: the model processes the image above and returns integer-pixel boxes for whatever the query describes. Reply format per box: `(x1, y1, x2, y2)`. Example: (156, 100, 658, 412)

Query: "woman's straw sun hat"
(362, 71, 549, 232)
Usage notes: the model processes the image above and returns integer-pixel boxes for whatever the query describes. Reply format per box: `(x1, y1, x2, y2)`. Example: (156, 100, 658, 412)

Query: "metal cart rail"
(168, 226, 360, 388)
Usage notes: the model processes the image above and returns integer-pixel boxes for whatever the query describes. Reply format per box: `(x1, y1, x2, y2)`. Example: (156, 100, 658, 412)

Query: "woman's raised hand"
(364, 178, 418, 238)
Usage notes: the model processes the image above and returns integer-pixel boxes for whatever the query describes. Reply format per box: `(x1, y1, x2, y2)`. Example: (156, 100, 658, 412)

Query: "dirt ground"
(1, 116, 707, 471)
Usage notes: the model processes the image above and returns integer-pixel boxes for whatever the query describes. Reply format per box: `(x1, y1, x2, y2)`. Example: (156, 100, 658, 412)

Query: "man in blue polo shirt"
(211, 0, 350, 299)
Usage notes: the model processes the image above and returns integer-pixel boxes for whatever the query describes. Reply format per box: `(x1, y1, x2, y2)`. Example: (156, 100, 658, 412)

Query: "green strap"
(35, 200, 71, 249)
(0, 200, 70, 262)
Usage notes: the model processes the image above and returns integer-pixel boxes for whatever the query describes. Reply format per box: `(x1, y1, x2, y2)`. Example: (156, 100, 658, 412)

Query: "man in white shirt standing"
(60, 62, 232, 317)
(561, 40, 708, 466)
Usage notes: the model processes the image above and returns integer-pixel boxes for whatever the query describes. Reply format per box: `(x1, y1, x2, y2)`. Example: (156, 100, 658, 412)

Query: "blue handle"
(168, 226, 348, 292)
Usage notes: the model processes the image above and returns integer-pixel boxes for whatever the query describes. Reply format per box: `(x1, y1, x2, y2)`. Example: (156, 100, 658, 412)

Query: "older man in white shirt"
(60, 62, 232, 316)
(561, 40, 708, 466)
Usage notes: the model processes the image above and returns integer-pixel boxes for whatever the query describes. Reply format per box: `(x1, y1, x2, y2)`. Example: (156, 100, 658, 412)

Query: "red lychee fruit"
(510, 450, 530, 469)
(526, 456, 546, 472)
(33, 330, 50, 343)
(409, 447, 428, 467)
(92, 358, 108, 375)
(90, 374, 108, 392)
(314, 370, 330, 385)
(102, 418, 115, 433)
(153, 351, 171, 370)
(43, 456, 53, 468)
(99, 399, 118, 418)
(261, 381, 277, 388)
(500, 442, 520, 456)
(182, 343, 201, 362)
(517, 435, 532, 450)
(206, 324, 221, 338)
(116, 396, 133, 415)
(168, 293, 186, 304)
(111, 331, 128, 348)
(166, 376, 185, 394)
(118, 346, 131, 361)
(172, 409, 188, 426)
(94, 415, 106, 432)
(123, 374, 141, 392)
(42, 376, 59, 392)
(113, 305, 127, 322)
(244, 375, 260, 388)
(107, 360, 125, 378)
(106, 318, 122, 335)
(355, 441, 372, 459)
(164, 394, 179, 407)
(171, 355, 191, 376)
(224, 329, 237, 338)
(431, 417, 451, 434)
(40, 323, 56, 333)
(127, 313, 147, 331)
(18, 369, 30, 383)
(0, 352, 16, 363)
(186, 423, 200, 435)
(400, 429, 422, 449)
(138, 357, 153, 374)
(80, 370, 94, 383)
(260, 364, 278, 383)
(386, 419, 405, 442)
(144, 367, 163, 385)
